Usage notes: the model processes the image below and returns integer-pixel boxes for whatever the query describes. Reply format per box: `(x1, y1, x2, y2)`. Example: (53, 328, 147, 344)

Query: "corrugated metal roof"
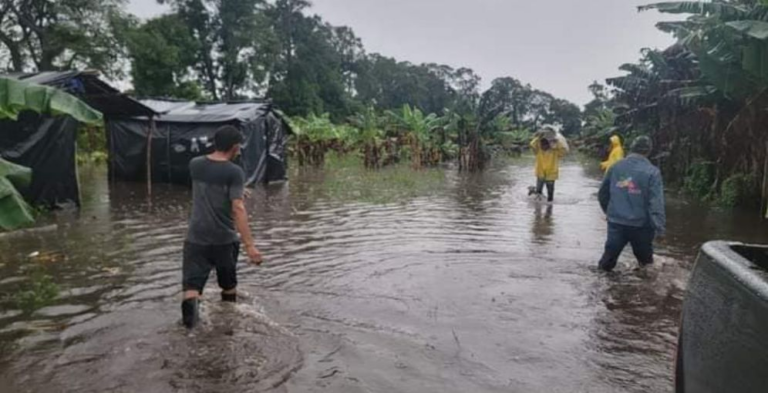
(3, 71, 157, 118)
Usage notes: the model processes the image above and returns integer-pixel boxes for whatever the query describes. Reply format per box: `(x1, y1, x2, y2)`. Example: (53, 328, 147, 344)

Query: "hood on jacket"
(610, 135, 622, 149)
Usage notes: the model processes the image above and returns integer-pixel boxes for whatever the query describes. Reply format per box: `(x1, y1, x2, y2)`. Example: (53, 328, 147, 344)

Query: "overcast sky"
(127, 0, 675, 106)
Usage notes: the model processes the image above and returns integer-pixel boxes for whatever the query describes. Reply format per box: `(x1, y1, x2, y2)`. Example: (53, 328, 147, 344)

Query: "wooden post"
(147, 116, 156, 198)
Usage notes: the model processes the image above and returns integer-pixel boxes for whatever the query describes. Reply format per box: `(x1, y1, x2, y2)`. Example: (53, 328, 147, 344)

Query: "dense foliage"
(589, 0, 768, 207)
(0, 0, 581, 134)
(0, 0, 128, 78)
(0, 0, 585, 178)
(5, 0, 768, 211)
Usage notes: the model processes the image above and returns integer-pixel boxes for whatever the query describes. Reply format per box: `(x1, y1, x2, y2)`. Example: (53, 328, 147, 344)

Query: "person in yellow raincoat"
(600, 135, 625, 173)
(530, 132, 568, 202)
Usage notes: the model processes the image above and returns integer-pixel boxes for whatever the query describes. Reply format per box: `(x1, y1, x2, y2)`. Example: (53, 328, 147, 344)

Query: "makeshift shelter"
(0, 71, 156, 208)
(107, 100, 291, 186)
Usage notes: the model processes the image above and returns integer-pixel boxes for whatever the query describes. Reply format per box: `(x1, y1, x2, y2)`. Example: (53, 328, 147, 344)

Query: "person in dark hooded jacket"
(597, 136, 666, 272)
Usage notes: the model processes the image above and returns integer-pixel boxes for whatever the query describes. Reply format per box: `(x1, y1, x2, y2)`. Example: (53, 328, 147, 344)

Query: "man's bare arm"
(233, 199, 263, 264)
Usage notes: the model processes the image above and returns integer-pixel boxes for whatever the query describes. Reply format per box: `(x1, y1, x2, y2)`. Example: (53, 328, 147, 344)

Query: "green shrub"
(77, 125, 107, 155)
(683, 162, 715, 200)
(717, 173, 758, 207)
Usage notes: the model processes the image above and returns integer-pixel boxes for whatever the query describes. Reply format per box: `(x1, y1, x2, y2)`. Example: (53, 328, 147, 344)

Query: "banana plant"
(349, 106, 386, 168)
(0, 77, 102, 231)
(289, 113, 338, 144)
(350, 106, 384, 145)
(0, 158, 34, 231)
(606, 1, 768, 210)
(582, 109, 617, 138)
(391, 105, 441, 144)
(497, 127, 532, 147)
(0, 77, 103, 124)
(288, 113, 340, 166)
(488, 114, 511, 134)
(640, 1, 768, 100)
(386, 105, 441, 168)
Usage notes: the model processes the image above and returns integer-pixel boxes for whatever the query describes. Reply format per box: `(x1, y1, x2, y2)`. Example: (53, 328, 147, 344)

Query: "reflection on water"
(0, 157, 766, 392)
(589, 269, 685, 392)
(532, 204, 554, 244)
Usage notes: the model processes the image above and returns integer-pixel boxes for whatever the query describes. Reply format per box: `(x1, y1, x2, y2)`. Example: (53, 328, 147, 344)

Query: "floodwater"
(1, 157, 767, 393)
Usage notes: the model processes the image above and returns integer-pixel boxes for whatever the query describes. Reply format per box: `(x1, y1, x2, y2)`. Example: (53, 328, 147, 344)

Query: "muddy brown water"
(1, 157, 766, 393)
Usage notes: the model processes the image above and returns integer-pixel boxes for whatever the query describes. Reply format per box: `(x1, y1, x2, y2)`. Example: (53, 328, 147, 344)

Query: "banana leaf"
(665, 85, 719, 106)
(0, 156, 31, 188)
(639, 2, 749, 20)
(742, 41, 768, 82)
(727, 20, 768, 40)
(0, 77, 102, 231)
(0, 77, 102, 125)
(0, 158, 34, 231)
(698, 51, 761, 100)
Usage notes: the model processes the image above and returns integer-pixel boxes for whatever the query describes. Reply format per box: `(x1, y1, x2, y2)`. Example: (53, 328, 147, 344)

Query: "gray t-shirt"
(186, 156, 245, 245)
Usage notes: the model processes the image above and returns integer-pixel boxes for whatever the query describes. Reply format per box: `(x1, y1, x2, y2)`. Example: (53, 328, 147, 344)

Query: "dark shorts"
(183, 242, 240, 292)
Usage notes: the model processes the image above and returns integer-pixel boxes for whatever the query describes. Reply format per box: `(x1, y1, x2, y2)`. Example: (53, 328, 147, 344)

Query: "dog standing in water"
(528, 186, 540, 199)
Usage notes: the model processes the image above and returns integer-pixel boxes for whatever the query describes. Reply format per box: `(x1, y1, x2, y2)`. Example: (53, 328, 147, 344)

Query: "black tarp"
(0, 112, 79, 207)
(0, 71, 157, 208)
(7, 71, 157, 118)
(107, 100, 291, 186)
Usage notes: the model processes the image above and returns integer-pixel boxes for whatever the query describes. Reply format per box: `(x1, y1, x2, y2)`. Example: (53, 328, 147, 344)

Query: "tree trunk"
(204, 62, 219, 101)
(28, 28, 63, 72)
(0, 28, 24, 71)
(199, 51, 219, 101)
(6, 43, 23, 71)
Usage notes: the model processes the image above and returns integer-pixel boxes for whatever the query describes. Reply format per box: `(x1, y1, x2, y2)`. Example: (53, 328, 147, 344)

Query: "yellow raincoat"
(530, 137, 567, 181)
(600, 135, 625, 172)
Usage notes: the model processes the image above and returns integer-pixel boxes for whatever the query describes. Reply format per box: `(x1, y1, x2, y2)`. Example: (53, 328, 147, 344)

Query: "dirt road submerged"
(1, 159, 765, 392)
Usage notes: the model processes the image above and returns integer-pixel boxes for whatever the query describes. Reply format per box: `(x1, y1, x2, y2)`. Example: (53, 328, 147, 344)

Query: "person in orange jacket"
(601, 135, 625, 173)
(530, 130, 568, 202)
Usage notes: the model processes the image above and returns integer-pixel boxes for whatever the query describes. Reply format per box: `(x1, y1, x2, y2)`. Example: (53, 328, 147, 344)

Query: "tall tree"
(583, 81, 611, 119)
(328, 25, 365, 95)
(526, 90, 554, 129)
(270, 0, 310, 77)
(479, 77, 581, 134)
(354, 56, 467, 114)
(123, 14, 202, 99)
(267, 0, 350, 118)
(450, 67, 481, 113)
(159, 0, 275, 100)
(480, 77, 533, 126)
(0, 0, 128, 76)
(548, 98, 583, 136)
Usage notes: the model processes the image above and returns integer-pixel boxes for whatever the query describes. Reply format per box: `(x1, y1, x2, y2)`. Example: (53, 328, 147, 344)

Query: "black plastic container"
(676, 241, 768, 393)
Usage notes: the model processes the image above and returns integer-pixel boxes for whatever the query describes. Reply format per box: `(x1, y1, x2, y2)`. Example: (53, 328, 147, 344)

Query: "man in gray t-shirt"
(187, 155, 245, 245)
(181, 126, 263, 328)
